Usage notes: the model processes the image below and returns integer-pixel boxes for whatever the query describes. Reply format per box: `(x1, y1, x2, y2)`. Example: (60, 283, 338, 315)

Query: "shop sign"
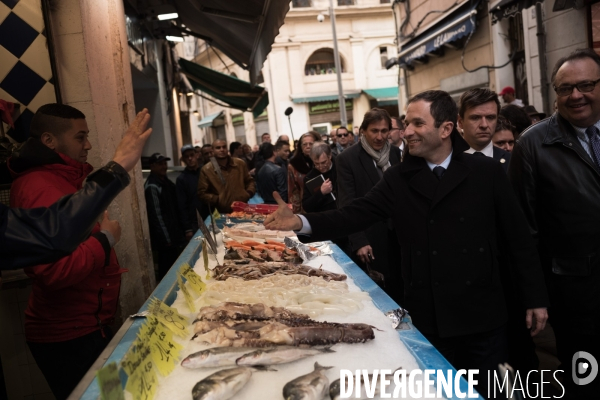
(309, 99, 353, 115)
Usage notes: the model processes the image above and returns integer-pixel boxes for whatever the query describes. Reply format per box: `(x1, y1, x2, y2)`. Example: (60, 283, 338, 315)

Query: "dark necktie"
(433, 166, 445, 180)
(585, 126, 600, 169)
(473, 151, 485, 157)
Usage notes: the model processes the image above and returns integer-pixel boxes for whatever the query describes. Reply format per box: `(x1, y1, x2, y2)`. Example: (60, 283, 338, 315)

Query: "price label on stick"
(179, 263, 206, 295)
(212, 208, 221, 221)
(96, 362, 125, 400)
(147, 298, 189, 338)
(202, 239, 209, 277)
(139, 317, 183, 376)
(199, 222, 218, 254)
(177, 274, 197, 312)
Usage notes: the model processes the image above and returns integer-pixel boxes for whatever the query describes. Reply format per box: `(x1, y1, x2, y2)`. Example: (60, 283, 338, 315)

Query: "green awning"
(198, 111, 224, 128)
(363, 87, 399, 106)
(179, 58, 269, 118)
(291, 90, 361, 104)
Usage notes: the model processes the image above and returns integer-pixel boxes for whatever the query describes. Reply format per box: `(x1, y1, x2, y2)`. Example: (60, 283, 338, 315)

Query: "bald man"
(197, 139, 256, 213)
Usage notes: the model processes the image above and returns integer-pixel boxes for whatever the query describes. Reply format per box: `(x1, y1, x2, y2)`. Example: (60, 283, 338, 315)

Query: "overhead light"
(158, 12, 178, 20)
(166, 35, 184, 42)
(186, 92, 194, 97)
(193, 110, 200, 116)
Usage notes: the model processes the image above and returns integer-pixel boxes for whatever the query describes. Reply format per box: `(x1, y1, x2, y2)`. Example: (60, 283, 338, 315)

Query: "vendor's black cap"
(181, 144, 195, 154)
(149, 152, 171, 164)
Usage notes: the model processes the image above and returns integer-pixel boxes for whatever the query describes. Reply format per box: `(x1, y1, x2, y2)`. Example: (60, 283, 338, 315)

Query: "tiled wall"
(0, 0, 57, 142)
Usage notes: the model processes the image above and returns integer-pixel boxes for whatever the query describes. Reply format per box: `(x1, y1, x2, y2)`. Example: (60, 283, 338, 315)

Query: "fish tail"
(314, 361, 333, 371)
(320, 345, 335, 353)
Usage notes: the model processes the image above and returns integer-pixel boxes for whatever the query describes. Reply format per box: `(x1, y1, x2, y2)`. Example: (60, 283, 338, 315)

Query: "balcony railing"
(292, 0, 312, 7)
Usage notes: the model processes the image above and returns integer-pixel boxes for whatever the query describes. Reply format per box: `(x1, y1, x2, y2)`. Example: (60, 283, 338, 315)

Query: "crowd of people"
(2, 48, 599, 399)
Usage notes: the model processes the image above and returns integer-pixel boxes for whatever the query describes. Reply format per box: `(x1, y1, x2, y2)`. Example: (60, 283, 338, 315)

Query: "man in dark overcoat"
(265, 90, 549, 397)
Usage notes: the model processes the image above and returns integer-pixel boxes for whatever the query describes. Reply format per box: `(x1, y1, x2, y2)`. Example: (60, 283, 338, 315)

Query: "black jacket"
(335, 142, 401, 279)
(257, 160, 288, 204)
(303, 132, 549, 337)
(1, 162, 130, 270)
(509, 113, 600, 333)
(302, 162, 338, 213)
(176, 167, 208, 234)
(144, 173, 184, 249)
(492, 146, 511, 172)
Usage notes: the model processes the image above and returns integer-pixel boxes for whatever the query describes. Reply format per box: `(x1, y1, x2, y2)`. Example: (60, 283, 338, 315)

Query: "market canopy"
(172, 0, 290, 86)
(290, 90, 361, 104)
(398, 1, 478, 65)
(179, 58, 269, 118)
(490, 0, 540, 24)
(363, 87, 399, 106)
(198, 111, 224, 128)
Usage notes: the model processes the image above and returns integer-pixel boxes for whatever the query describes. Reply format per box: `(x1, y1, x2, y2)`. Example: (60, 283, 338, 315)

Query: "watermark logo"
(572, 351, 598, 386)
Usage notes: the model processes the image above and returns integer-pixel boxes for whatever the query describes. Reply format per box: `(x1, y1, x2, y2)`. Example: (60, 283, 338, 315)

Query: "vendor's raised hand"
(264, 191, 302, 231)
(526, 307, 548, 336)
(112, 108, 152, 172)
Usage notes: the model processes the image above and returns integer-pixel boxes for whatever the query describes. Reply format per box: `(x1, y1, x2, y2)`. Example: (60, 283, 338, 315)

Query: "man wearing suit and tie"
(335, 108, 402, 303)
(458, 88, 511, 171)
(265, 90, 549, 397)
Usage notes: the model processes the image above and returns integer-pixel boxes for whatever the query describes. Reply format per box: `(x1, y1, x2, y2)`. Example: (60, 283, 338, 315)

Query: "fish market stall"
(70, 218, 472, 400)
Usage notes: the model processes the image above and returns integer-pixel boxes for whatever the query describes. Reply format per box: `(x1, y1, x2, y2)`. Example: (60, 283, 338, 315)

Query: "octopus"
(191, 303, 376, 347)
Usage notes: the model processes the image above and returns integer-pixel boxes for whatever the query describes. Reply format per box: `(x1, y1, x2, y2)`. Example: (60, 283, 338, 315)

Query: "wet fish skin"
(182, 347, 261, 368)
(283, 362, 333, 400)
(236, 345, 334, 366)
(192, 367, 252, 400)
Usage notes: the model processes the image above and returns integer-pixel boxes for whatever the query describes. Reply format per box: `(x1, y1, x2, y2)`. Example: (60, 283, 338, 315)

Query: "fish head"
(182, 350, 209, 367)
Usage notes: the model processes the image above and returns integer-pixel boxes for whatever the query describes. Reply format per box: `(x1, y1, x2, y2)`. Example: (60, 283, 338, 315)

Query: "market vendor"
(265, 90, 549, 397)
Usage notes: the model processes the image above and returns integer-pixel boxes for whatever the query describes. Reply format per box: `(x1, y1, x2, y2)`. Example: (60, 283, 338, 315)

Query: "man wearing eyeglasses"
(330, 126, 354, 157)
(508, 48, 600, 399)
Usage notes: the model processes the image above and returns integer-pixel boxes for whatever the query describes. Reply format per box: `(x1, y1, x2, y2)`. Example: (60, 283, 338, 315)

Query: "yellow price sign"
(124, 358, 157, 400)
(212, 208, 221, 220)
(96, 362, 124, 400)
(179, 263, 206, 295)
(177, 275, 196, 312)
(147, 298, 189, 338)
(138, 317, 183, 377)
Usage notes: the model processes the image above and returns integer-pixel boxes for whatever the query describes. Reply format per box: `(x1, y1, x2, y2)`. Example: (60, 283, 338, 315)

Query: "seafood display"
(236, 346, 335, 367)
(215, 260, 346, 281)
(192, 302, 376, 347)
(223, 246, 303, 264)
(228, 211, 266, 220)
(223, 224, 295, 240)
(191, 366, 272, 400)
(283, 362, 333, 400)
(200, 275, 368, 317)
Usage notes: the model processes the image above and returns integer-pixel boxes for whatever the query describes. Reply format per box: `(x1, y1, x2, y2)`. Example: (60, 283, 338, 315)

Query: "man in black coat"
(336, 108, 402, 303)
(509, 49, 600, 398)
(176, 144, 209, 241)
(457, 88, 510, 171)
(265, 90, 549, 397)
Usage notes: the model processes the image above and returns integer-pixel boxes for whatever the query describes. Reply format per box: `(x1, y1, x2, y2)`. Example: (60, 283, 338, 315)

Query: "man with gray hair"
(302, 142, 337, 213)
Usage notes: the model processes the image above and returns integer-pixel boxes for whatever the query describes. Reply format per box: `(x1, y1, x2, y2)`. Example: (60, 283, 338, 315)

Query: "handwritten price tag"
(212, 208, 221, 221)
(96, 362, 124, 400)
(122, 340, 157, 400)
(138, 317, 183, 377)
(147, 298, 189, 338)
(179, 263, 206, 296)
(177, 275, 196, 312)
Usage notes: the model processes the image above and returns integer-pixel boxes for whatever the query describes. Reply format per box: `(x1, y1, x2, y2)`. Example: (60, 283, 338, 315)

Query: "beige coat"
(197, 157, 256, 213)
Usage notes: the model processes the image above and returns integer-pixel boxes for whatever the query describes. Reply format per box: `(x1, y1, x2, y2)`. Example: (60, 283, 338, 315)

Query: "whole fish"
(182, 347, 266, 368)
(236, 345, 334, 366)
(192, 366, 272, 400)
(283, 362, 333, 400)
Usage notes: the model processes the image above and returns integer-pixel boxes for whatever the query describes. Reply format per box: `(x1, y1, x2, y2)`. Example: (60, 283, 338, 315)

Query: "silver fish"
(283, 362, 333, 400)
(192, 366, 272, 400)
(182, 347, 265, 368)
(236, 345, 334, 366)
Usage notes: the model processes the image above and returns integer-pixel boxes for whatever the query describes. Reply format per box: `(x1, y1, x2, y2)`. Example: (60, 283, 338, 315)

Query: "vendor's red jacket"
(9, 139, 127, 343)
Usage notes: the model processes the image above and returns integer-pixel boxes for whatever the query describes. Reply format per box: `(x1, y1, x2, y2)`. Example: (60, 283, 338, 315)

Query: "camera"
(317, 14, 325, 23)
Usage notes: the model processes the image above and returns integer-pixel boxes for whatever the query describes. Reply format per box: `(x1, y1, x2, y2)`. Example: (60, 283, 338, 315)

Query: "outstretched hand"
(264, 192, 303, 231)
(112, 108, 153, 172)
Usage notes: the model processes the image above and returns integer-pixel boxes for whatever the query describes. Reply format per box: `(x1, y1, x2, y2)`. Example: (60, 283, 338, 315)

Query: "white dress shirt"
(464, 140, 494, 158)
